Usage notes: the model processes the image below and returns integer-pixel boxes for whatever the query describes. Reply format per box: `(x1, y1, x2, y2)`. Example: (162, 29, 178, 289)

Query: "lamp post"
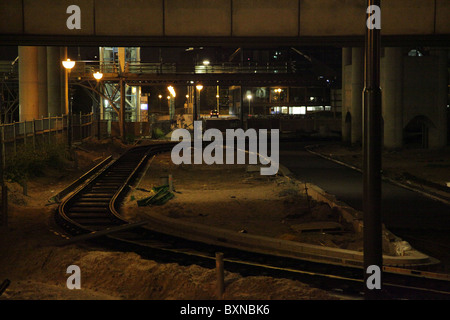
(195, 84, 203, 120)
(93, 71, 103, 139)
(158, 94, 162, 112)
(363, 0, 382, 300)
(216, 85, 220, 114)
(247, 94, 253, 116)
(62, 58, 75, 148)
(274, 88, 282, 113)
(168, 86, 176, 121)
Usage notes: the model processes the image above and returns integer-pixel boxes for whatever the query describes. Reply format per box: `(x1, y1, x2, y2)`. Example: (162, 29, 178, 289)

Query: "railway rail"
(55, 142, 450, 300)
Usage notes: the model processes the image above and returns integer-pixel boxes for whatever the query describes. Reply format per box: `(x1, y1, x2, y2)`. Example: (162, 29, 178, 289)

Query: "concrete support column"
(342, 47, 352, 142)
(430, 49, 448, 149)
(382, 47, 403, 149)
(351, 47, 364, 145)
(47, 47, 62, 116)
(37, 47, 48, 118)
(19, 46, 39, 121)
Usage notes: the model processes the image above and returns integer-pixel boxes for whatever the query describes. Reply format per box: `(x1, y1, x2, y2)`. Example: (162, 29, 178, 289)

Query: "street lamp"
(247, 94, 253, 116)
(93, 71, 103, 80)
(158, 94, 162, 112)
(62, 58, 75, 148)
(167, 96, 171, 112)
(195, 84, 203, 120)
(93, 71, 103, 139)
(167, 86, 176, 120)
(275, 88, 282, 112)
(216, 85, 220, 114)
(168, 86, 176, 98)
(62, 58, 75, 70)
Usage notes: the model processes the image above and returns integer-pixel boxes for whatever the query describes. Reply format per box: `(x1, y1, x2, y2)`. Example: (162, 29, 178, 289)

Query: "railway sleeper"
(73, 218, 118, 226)
(89, 188, 119, 192)
(71, 202, 110, 207)
(82, 193, 116, 198)
(67, 213, 113, 219)
(76, 198, 111, 202)
(68, 207, 110, 213)
(94, 183, 122, 187)
(91, 186, 119, 189)
(98, 178, 127, 182)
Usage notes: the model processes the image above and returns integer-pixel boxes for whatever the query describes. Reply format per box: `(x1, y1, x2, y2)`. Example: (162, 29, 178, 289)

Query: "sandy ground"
(123, 153, 362, 251)
(0, 138, 337, 300)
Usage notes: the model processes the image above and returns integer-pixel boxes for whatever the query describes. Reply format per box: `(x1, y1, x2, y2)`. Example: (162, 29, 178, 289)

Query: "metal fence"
(0, 113, 106, 159)
(69, 60, 296, 76)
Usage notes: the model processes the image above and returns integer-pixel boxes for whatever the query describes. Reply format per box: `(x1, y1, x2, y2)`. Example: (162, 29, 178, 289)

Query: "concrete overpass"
(1, 0, 450, 47)
(1, 0, 448, 149)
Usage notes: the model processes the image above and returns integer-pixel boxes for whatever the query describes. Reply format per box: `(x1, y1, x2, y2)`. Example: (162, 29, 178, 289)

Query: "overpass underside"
(0, 0, 449, 47)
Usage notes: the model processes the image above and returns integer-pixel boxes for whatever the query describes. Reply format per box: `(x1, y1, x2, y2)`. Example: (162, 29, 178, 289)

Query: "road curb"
(304, 145, 450, 207)
(278, 153, 435, 261)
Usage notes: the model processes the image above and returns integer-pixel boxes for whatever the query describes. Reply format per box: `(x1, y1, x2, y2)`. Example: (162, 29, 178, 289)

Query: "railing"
(71, 61, 120, 74)
(0, 61, 18, 75)
(3, 59, 298, 78)
(1, 115, 67, 145)
(194, 62, 294, 74)
(0, 113, 105, 159)
(69, 60, 297, 76)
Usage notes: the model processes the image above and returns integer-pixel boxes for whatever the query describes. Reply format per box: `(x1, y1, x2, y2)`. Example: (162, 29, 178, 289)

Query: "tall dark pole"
(239, 86, 244, 127)
(363, 0, 382, 299)
(68, 89, 73, 148)
(119, 78, 126, 141)
(193, 87, 198, 121)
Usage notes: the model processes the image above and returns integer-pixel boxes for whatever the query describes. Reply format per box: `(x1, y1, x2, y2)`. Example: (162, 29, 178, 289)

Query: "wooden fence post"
(23, 121, 27, 146)
(216, 252, 225, 299)
(13, 122, 16, 156)
(32, 119, 36, 150)
(0, 125, 7, 227)
(48, 114, 52, 145)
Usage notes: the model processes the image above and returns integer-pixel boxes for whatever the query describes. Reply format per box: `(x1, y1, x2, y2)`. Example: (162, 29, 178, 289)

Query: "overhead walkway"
(69, 60, 324, 86)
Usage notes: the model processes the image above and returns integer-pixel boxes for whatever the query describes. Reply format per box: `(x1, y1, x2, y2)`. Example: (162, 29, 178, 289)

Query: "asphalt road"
(279, 141, 450, 271)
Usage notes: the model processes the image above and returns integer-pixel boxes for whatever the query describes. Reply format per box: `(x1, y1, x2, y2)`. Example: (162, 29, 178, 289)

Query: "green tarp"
(137, 185, 174, 206)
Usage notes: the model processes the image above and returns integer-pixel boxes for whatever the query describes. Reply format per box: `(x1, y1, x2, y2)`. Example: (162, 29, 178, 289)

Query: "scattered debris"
(137, 185, 175, 206)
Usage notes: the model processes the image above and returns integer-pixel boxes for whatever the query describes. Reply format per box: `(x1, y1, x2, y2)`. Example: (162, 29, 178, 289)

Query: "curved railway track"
(55, 142, 450, 300)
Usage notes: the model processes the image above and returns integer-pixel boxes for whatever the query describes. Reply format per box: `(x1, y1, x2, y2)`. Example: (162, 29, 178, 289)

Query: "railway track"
(55, 142, 450, 300)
